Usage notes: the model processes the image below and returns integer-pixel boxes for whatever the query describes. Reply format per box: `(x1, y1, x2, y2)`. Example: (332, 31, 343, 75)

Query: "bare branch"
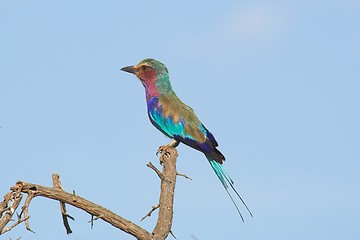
(141, 204, 160, 222)
(0, 186, 23, 233)
(176, 172, 192, 180)
(147, 162, 164, 180)
(21, 191, 35, 233)
(169, 229, 177, 239)
(1, 146, 180, 240)
(1, 215, 29, 234)
(152, 147, 178, 239)
(14, 182, 152, 239)
(0, 192, 12, 217)
(52, 173, 73, 234)
(88, 214, 104, 229)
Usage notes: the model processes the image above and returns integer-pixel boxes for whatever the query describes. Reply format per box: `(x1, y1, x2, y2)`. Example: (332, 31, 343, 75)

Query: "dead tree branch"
(0, 186, 23, 234)
(52, 173, 74, 234)
(141, 204, 160, 222)
(176, 172, 192, 180)
(147, 162, 164, 180)
(152, 148, 178, 239)
(0, 147, 179, 240)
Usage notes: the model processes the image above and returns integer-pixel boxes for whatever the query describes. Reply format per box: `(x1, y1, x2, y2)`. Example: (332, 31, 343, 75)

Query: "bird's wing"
(147, 96, 220, 156)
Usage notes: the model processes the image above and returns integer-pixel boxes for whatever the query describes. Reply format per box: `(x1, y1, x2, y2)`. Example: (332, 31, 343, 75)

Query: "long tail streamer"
(208, 158, 253, 222)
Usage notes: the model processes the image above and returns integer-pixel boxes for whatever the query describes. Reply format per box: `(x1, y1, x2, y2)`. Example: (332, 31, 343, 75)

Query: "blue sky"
(1, 0, 359, 239)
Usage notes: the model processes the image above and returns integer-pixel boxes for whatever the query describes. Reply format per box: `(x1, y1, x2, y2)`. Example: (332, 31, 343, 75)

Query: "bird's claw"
(156, 145, 172, 159)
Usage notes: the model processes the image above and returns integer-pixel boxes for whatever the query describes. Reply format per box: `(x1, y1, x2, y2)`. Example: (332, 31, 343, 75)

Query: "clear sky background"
(1, 0, 359, 239)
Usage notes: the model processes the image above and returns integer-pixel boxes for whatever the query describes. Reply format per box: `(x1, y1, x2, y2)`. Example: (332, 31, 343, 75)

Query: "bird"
(121, 58, 252, 221)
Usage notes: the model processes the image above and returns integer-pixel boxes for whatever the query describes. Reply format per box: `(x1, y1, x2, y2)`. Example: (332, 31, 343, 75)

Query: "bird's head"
(121, 58, 168, 82)
(121, 58, 172, 93)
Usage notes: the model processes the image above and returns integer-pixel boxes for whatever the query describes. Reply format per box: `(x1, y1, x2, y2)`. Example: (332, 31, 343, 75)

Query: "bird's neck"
(144, 72, 173, 101)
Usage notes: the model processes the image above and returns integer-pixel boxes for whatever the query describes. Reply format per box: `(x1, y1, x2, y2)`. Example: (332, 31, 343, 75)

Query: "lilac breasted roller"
(121, 58, 252, 221)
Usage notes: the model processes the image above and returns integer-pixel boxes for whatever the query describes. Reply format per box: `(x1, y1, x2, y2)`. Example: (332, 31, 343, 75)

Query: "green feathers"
(207, 157, 253, 222)
(209, 158, 234, 188)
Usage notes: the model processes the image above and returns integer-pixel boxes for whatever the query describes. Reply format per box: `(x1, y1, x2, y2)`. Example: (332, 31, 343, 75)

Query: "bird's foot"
(156, 140, 180, 161)
(156, 145, 172, 158)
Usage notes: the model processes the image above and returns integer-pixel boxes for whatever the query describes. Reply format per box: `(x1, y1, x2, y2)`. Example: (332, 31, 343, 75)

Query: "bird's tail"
(207, 156, 253, 222)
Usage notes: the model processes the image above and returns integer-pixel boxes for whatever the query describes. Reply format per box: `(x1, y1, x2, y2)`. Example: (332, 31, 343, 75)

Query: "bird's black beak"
(121, 65, 136, 74)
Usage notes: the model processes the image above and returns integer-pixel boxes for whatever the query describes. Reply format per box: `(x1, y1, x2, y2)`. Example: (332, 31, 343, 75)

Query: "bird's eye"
(142, 65, 151, 71)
